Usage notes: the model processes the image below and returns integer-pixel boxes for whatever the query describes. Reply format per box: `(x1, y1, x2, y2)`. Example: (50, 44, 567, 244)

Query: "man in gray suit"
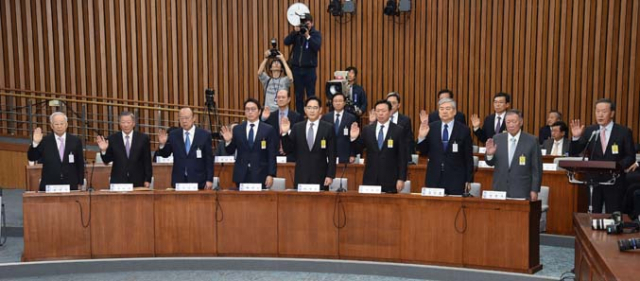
(485, 109, 542, 200)
(541, 121, 570, 156)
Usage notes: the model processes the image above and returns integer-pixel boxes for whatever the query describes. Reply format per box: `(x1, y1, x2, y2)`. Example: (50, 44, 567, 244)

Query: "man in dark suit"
(345, 66, 367, 117)
(96, 111, 152, 187)
(470, 92, 511, 143)
(261, 89, 303, 162)
(538, 110, 562, 145)
(417, 98, 474, 195)
(485, 109, 542, 200)
(351, 100, 407, 193)
(569, 98, 638, 213)
(28, 112, 85, 191)
(541, 121, 570, 156)
(281, 97, 337, 189)
(321, 93, 357, 163)
(427, 89, 466, 125)
(221, 99, 278, 188)
(156, 107, 214, 189)
(386, 92, 415, 160)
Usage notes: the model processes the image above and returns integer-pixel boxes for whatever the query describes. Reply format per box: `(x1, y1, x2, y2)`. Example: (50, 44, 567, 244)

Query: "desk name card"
(45, 185, 71, 193)
(239, 183, 262, 191)
(421, 187, 445, 197)
(215, 156, 235, 163)
(358, 185, 382, 194)
(298, 184, 320, 192)
(482, 190, 507, 200)
(110, 183, 133, 192)
(175, 183, 199, 191)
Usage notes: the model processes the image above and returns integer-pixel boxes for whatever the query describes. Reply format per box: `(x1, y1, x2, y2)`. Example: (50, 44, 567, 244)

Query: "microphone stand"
(580, 130, 599, 161)
(336, 162, 348, 192)
(205, 89, 222, 140)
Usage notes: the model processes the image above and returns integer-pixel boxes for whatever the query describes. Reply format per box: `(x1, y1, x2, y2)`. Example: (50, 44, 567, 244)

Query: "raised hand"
(368, 109, 376, 124)
(280, 116, 291, 134)
(419, 110, 429, 123)
(418, 119, 430, 139)
(264, 50, 271, 58)
(470, 114, 481, 129)
(261, 107, 271, 121)
(32, 127, 43, 144)
(485, 138, 497, 155)
(158, 129, 168, 145)
(220, 126, 233, 143)
(96, 135, 109, 151)
(569, 119, 585, 138)
(350, 122, 360, 140)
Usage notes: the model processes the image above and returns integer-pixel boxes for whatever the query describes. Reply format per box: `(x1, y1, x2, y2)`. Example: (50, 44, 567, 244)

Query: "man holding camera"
(284, 13, 322, 113)
(257, 49, 293, 112)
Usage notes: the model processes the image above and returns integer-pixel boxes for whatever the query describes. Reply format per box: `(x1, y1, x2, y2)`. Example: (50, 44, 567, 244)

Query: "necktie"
(307, 122, 315, 151)
(279, 111, 285, 127)
(184, 132, 191, 154)
(442, 124, 449, 150)
(600, 128, 607, 153)
(495, 116, 501, 135)
(125, 135, 131, 158)
(248, 124, 255, 148)
(378, 125, 385, 150)
(508, 137, 516, 168)
(58, 137, 65, 161)
(551, 141, 559, 156)
(335, 113, 341, 134)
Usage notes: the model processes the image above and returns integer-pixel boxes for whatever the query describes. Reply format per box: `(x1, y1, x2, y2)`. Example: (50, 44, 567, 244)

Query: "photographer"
(257, 50, 293, 112)
(284, 13, 322, 113)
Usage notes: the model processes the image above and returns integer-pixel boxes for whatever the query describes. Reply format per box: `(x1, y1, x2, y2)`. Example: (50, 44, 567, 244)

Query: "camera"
(618, 238, 640, 252)
(606, 212, 624, 234)
(268, 38, 279, 58)
(299, 14, 311, 35)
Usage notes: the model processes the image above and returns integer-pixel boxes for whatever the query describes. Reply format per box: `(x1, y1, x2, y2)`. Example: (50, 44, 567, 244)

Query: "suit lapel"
(63, 135, 73, 163)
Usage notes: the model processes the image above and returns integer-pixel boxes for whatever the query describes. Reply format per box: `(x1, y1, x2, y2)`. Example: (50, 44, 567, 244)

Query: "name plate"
(110, 183, 133, 192)
(482, 190, 507, 200)
(298, 184, 320, 192)
(543, 163, 558, 171)
(215, 156, 235, 163)
(46, 185, 71, 193)
(477, 161, 491, 168)
(478, 147, 487, 154)
(358, 185, 382, 194)
(421, 187, 445, 197)
(276, 156, 288, 163)
(239, 183, 262, 191)
(175, 183, 199, 191)
(156, 156, 174, 163)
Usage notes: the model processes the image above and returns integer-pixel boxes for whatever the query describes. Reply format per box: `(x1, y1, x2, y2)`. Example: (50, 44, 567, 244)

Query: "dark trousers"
(591, 182, 625, 214)
(292, 67, 317, 113)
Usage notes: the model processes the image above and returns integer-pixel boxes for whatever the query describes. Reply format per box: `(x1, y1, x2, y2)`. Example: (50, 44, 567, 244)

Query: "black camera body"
(298, 14, 310, 35)
(606, 212, 624, 234)
(268, 38, 279, 58)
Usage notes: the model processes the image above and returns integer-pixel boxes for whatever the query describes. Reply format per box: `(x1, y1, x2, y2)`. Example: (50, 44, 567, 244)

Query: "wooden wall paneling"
(629, 0, 640, 132)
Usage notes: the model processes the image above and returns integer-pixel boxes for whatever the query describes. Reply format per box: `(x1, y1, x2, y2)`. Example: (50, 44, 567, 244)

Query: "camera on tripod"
(268, 38, 280, 58)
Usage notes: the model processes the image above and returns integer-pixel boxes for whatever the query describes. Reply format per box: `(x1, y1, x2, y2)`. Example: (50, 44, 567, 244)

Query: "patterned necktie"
(58, 137, 65, 161)
(125, 135, 131, 158)
(508, 137, 516, 168)
(335, 113, 341, 134)
(442, 124, 449, 150)
(600, 128, 607, 153)
(185, 132, 191, 154)
(378, 125, 385, 150)
(307, 122, 315, 151)
(495, 116, 501, 135)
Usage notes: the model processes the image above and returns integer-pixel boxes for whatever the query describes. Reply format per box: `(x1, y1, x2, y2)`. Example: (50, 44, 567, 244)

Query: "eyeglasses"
(245, 108, 259, 112)
(305, 106, 320, 110)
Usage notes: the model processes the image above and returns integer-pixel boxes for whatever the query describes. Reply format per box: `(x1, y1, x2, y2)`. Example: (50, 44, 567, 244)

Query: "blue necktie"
(334, 113, 341, 134)
(248, 124, 255, 148)
(185, 132, 191, 154)
(442, 124, 449, 150)
(378, 125, 384, 150)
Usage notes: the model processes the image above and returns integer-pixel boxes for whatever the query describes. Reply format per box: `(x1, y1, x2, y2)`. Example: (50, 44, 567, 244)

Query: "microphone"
(336, 162, 348, 192)
(87, 160, 96, 192)
(581, 130, 599, 161)
(214, 160, 224, 191)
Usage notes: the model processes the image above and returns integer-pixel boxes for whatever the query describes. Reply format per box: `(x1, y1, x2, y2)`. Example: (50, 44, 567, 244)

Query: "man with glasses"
(221, 99, 278, 189)
(470, 92, 511, 143)
(280, 97, 336, 189)
(261, 89, 303, 162)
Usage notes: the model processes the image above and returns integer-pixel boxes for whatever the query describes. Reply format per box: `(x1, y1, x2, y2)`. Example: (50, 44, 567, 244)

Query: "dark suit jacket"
(428, 111, 467, 126)
(100, 131, 152, 186)
(541, 138, 570, 156)
(156, 127, 214, 189)
(485, 132, 542, 199)
(416, 121, 474, 195)
(474, 113, 506, 143)
(28, 133, 85, 191)
(282, 120, 337, 189)
(349, 84, 368, 115)
(225, 121, 278, 186)
(538, 126, 551, 145)
(395, 113, 416, 156)
(321, 111, 357, 163)
(352, 122, 408, 193)
(265, 109, 303, 162)
(569, 124, 636, 175)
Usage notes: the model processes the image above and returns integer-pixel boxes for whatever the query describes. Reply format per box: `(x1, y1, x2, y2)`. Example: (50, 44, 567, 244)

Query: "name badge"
(261, 140, 267, 150)
(239, 183, 262, 191)
(196, 148, 202, 158)
(421, 187, 445, 197)
(298, 184, 320, 192)
(452, 142, 458, 153)
(215, 156, 235, 163)
(343, 127, 349, 136)
(46, 184, 71, 193)
(612, 143, 619, 154)
(68, 152, 75, 163)
(175, 183, 199, 191)
(358, 185, 382, 194)
(519, 155, 526, 166)
(387, 139, 394, 148)
(482, 190, 507, 200)
(321, 139, 326, 149)
(110, 183, 133, 192)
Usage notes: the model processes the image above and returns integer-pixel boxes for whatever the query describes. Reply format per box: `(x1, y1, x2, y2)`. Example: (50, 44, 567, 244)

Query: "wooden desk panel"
(22, 192, 91, 261)
(89, 192, 155, 258)
(153, 191, 218, 256)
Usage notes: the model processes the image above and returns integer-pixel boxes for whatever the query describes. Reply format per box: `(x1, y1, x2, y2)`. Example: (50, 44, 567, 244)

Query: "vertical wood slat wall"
(1, 0, 639, 141)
